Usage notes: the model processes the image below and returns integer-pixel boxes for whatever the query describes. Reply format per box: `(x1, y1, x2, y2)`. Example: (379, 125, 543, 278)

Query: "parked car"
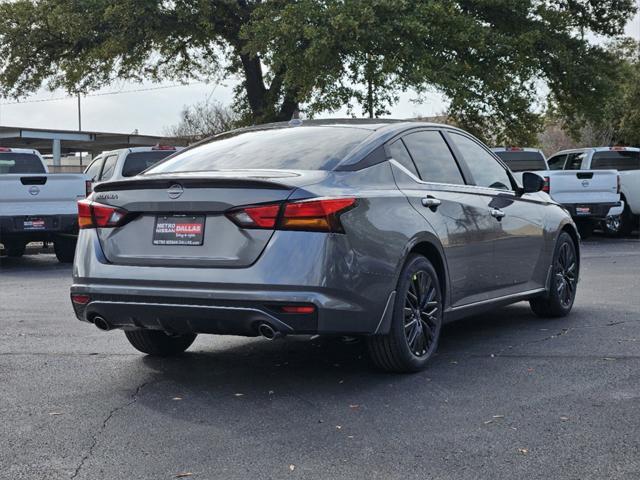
(554, 147, 639, 236)
(71, 120, 580, 372)
(84, 145, 182, 189)
(494, 146, 622, 238)
(0, 147, 89, 262)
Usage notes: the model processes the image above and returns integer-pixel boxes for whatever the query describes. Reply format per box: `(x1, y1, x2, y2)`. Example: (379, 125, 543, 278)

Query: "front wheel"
(367, 254, 443, 373)
(125, 330, 197, 356)
(530, 232, 578, 318)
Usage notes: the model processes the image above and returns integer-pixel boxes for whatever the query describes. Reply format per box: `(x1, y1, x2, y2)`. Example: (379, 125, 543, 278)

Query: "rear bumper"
(563, 202, 620, 220)
(606, 201, 625, 217)
(0, 214, 78, 241)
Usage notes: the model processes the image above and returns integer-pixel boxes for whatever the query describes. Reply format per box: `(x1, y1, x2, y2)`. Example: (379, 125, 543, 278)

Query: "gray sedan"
(70, 120, 579, 372)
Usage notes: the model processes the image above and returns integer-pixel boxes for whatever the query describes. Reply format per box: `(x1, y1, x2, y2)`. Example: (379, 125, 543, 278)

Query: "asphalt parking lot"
(1, 235, 639, 480)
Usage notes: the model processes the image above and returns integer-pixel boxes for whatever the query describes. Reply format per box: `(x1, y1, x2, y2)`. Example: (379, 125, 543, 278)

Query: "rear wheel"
(367, 255, 443, 373)
(530, 232, 578, 318)
(54, 235, 77, 263)
(601, 215, 622, 237)
(618, 202, 638, 236)
(125, 330, 197, 356)
(2, 241, 26, 257)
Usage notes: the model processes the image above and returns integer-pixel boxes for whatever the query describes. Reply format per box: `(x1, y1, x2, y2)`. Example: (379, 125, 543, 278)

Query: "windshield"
(145, 126, 371, 174)
(591, 151, 640, 171)
(494, 151, 547, 172)
(0, 153, 46, 174)
(122, 151, 177, 177)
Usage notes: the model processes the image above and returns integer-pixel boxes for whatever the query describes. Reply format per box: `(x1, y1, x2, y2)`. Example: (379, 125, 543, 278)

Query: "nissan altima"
(70, 120, 579, 372)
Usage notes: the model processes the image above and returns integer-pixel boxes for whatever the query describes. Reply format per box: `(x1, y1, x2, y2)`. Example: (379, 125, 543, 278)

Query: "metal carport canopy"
(0, 125, 170, 164)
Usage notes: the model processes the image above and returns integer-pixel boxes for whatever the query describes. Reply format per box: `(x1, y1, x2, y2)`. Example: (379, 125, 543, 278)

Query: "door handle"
(490, 208, 506, 220)
(421, 196, 442, 210)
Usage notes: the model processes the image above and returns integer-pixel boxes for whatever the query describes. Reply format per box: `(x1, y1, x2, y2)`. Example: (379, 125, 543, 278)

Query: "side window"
(547, 155, 567, 170)
(84, 157, 103, 181)
(566, 153, 586, 170)
(388, 139, 418, 176)
(449, 133, 512, 190)
(402, 131, 465, 185)
(99, 155, 118, 181)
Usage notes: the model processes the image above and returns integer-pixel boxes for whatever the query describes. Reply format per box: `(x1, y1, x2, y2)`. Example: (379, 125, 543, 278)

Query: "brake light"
(0, 147, 12, 152)
(71, 294, 91, 305)
(78, 199, 128, 229)
(543, 176, 550, 193)
(610, 146, 627, 151)
(506, 147, 524, 152)
(226, 197, 357, 233)
(152, 144, 176, 151)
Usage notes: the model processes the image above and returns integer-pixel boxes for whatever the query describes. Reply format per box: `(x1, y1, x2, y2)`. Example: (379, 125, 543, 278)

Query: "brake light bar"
(78, 199, 129, 229)
(152, 144, 176, 151)
(0, 147, 12, 152)
(543, 176, 550, 193)
(227, 197, 357, 233)
(506, 147, 524, 152)
(610, 146, 627, 151)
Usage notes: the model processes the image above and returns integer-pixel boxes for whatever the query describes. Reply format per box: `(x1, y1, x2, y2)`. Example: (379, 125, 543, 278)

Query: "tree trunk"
(239, 53, 268, 121)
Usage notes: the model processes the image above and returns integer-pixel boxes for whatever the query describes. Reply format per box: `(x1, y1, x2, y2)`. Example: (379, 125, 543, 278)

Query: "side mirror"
(521, 171, 545, 194)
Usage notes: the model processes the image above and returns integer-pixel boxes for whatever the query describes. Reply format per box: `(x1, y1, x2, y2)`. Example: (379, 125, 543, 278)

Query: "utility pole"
(77, 92, 82, 131)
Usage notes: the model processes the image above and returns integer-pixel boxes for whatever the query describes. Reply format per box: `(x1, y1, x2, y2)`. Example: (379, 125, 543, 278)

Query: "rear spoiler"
(93, 177, 292, 192)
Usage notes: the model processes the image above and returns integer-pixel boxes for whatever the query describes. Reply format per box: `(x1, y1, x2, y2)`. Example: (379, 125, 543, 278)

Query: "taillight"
(71, 294, 91, 305)
(543, 176, 550, 193)
(78, 199, 128, 229)
(226, 197, 357, 233)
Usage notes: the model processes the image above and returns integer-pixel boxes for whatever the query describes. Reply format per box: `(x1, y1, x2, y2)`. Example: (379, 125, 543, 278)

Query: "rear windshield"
(145, 126, 371, 173)
(0, 153, 46, 174)
(122, 151, 177, 177)
(591, 151, 640, 171)
(494, 151, 547, 172)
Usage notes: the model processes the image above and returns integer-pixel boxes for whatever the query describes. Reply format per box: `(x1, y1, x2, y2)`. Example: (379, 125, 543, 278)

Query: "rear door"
(390, 129, 498, 306)
(446, 132, 546, 295)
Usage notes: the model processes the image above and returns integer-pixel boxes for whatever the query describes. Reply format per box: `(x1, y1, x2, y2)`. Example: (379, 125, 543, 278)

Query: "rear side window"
(146, 126, 371, 173)
(547, 155, 567, 170)
(122, 151, 176, 177)
(494, 151, 547, 172)
(0, 153, 46, 174)
(402, 131, 465, 185)
(84, 158, 103, 180)
(449, 133, 512, 190)
(388, 140, 418, 176)
(99, 155, 118, 181)
(592, 151, 640, 171)
(565, 153, 586, 170)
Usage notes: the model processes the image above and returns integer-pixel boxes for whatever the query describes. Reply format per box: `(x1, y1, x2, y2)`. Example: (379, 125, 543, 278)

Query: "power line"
(0, 82, 208, 106)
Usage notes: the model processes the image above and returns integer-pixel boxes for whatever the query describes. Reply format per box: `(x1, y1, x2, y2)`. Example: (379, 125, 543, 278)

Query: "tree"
(0, 0, 636, 144)
(164, 101, 240, 143)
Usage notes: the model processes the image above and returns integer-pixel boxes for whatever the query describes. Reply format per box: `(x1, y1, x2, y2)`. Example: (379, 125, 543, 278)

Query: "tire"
(54, 235, 77, 263)
(618, 202, 638, 236)
(3, 241, 26, 257)
(530, 232, 578, 318)
(124, 330, 197, 356)
(367, 254, 443, 373)
(575, 219, 594, 239)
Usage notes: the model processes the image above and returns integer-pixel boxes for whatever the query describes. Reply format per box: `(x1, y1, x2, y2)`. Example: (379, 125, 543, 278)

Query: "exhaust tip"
(93, 316, 112, 331)
(258, 323, 281, 341)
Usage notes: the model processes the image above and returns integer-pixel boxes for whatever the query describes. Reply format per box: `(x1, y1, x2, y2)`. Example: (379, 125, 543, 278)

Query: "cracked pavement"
(1, 236, 639, 479)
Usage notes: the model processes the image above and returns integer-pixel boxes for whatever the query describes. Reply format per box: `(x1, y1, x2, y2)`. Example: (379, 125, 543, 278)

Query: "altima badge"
(167, 184, 183, 199)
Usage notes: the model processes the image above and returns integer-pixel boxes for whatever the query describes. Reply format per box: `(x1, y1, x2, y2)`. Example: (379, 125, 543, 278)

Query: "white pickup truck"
(551, 147, 639, 236)
(493, 147, 622, 237)
(0, 147, 89, 262)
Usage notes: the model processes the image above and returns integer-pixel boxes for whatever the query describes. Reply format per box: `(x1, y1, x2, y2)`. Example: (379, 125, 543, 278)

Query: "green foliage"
(0, 0, 637, 144)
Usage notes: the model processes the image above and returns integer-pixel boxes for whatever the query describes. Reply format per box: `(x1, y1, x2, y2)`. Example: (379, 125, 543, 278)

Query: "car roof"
(552, 146, 640, 156)
(97, 146, 183, 157)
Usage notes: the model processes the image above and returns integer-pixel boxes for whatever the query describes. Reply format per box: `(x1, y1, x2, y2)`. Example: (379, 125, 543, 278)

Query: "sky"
(0, 12, 638, 137)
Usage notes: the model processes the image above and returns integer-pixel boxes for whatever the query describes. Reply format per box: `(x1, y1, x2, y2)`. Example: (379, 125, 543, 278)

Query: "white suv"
(84, 145, 183, 187)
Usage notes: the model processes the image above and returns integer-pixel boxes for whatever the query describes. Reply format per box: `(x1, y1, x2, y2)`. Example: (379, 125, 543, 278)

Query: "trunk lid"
(544, 169, 619, 205)
(92, 170, 326, 268)
(0, 174, 88, 216)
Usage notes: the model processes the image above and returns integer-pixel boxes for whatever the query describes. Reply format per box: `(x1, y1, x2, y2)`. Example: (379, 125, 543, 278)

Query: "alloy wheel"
(604, 215, 621, 234)
(555, 242, 577, 308)
(404, 270, 441, 357)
